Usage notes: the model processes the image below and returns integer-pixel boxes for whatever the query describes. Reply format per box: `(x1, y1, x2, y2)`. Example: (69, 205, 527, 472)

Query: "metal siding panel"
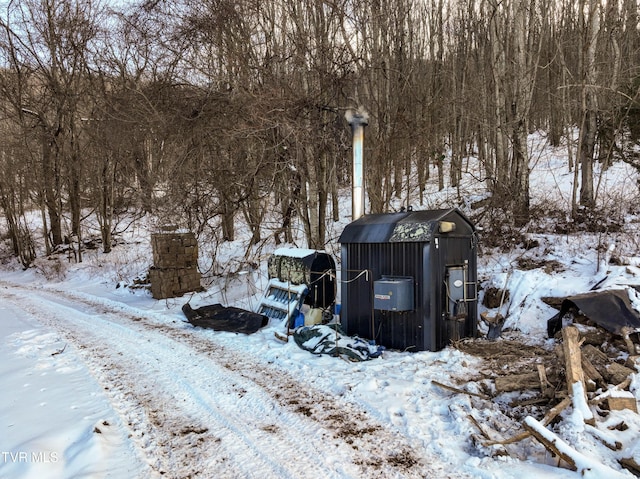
(372, 242, 424, 351)
(433, 240, 447, 351)
(422, 246, 435, 351)
(342, 243, 375, 339)
(340, 245, 350, 333)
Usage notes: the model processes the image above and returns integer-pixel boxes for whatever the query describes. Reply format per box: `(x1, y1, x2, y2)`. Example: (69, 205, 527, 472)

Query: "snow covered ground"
(1, 135, 640, 478)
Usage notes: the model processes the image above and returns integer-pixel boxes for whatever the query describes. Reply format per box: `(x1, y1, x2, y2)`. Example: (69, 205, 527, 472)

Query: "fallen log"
(523, 416, 629, 478)
(585, 424, 622, 451)
(607, 392, 638, 413)
(606, 362, 636, 386)
(494, 367, 557, 393)
(581, 344, 636, 384)
(581, 354, 603, 390)
(495, 372, 542, 392)
(620, 457, 640, 475)
(556, 343, 602, 390)
(523, 416, 576, 470)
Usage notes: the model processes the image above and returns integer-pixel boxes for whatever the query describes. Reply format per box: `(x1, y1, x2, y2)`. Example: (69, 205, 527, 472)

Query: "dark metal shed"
(339, 208, 478, 352)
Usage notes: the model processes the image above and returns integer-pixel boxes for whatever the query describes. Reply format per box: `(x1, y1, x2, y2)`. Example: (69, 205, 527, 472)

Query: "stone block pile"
(149, 232, 201, 299)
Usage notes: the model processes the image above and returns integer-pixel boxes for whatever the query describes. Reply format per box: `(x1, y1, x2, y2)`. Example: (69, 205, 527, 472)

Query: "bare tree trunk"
(510, 0, 539, 225)
(0, 152, 36, 267)
(489, 1, 510, 202)
(68, 123, 83, 262)
(220, 195, 235, 242)
(578, 0, 600, 210)
(98, 152, 115, 254)
(595, 4, 622, 174)
(331, 165, 340, 223)
(39, 197, 51, 256)
(135, 137, 155, 213)
(450, 114, 465, 188)
(304, 145, 321, 249)
(41, 130, 64, 247)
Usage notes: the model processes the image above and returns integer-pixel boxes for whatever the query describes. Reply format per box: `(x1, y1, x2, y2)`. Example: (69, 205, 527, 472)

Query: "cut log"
(606, 362, 636, 385)
(590, 378, 632, 406)
(607, 394, 638, 413)
(495, 372, 538, 392)
(562, 326, 586, 387)
(581, 355, 603, 389)
(581, 344, 635, 384)
(582, 344, 609, 363)
(495, 369, 554, 393)
(562, 326, 594, 425)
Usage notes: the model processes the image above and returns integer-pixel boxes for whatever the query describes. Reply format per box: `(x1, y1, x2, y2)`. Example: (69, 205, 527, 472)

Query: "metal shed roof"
(339, 208, 474, 243)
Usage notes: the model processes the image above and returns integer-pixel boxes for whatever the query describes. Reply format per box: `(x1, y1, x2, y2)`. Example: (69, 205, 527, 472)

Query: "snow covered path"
(0, 282, 465, 479)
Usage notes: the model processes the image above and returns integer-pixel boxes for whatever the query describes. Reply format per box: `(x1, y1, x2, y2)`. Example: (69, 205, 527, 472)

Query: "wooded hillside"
(0, 0, 639, 266)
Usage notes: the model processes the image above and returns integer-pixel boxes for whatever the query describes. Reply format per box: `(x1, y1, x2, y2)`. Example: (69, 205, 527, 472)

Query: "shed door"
(445, 264, 469, 341)
(434, 235, 477, 350)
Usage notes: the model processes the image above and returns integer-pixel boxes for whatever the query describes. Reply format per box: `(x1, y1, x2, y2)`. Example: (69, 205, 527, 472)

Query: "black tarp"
(182, 303, 268, 334)
(547, 289, 640, 337)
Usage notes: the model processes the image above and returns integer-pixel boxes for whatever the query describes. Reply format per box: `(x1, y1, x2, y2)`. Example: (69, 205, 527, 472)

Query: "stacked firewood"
(476, 325, 639, 476)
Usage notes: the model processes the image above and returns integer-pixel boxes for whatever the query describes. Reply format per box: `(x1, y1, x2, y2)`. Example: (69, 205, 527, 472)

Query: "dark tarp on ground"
(182, 303, 268, 334)
(547, 289, 640, 337)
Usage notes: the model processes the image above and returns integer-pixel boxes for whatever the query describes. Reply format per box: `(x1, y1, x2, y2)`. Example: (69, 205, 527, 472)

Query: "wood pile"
(453, 322, 640, 476)
(149, 232, 202, 299)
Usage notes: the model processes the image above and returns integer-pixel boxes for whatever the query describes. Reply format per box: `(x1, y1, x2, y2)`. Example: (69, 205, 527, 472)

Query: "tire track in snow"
(0, 283, 464, 479)
(2, 290, 350, 478)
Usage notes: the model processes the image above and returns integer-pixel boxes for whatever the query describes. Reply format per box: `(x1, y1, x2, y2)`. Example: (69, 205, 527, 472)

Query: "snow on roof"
(272, 247, 326, 258)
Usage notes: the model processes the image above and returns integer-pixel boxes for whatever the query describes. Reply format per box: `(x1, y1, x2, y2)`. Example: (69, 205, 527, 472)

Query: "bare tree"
(576, 0, 600, 210)
(0, 121, 37, 266)
(0, 0, 107, 255)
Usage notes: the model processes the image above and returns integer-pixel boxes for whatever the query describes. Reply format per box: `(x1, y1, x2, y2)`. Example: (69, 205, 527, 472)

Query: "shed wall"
(341, 241, 427, 351)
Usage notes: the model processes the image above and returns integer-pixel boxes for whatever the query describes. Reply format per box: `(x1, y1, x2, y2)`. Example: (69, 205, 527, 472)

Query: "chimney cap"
(345, 107, 369, 126)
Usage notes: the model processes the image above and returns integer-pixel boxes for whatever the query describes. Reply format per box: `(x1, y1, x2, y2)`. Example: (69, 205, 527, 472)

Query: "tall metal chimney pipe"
(346, 109, 368, 221)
